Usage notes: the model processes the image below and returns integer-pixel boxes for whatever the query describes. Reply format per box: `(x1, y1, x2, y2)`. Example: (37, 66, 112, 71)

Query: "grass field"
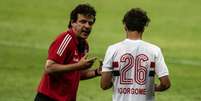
(0, 0, 201, 101)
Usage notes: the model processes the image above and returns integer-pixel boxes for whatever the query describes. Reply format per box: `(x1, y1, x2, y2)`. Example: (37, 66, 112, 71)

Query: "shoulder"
(55, 32, 72, 42)
(51, 31, 74, 48)
(107, 41, 123, 50)
(142, 40, 161, 51)
(104, 41, 125, 57)
(49, 31, 73, 53)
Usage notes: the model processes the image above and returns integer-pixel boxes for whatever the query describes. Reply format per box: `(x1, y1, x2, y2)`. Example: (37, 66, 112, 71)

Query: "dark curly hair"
(68, 4, 96, 28)
(123, 8, 150, 33)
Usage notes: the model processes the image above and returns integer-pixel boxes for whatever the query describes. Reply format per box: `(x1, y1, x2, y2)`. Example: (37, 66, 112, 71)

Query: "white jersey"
(102, 39, 169, 101)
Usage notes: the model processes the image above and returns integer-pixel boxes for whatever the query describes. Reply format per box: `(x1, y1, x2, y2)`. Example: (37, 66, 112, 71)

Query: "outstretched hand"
(78, 54, 97, 69)
(95, 59, 102, 76)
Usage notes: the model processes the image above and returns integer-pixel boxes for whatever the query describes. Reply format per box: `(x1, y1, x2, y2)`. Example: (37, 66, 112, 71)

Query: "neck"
(126, 31, 142, 40)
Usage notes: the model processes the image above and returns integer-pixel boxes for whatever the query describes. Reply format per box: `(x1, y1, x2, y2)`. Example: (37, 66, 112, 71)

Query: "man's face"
(71, 14, 95, 39)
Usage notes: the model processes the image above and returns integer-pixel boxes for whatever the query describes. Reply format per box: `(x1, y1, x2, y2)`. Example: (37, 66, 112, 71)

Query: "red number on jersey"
(120, 53, 148, 85)
(120, 53, 134, 84)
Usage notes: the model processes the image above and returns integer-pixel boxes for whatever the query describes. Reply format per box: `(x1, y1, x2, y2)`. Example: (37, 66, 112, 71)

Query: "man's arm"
(155, 75, 171, 91)
(44, 55, 96, 74)
(80, 69, 101, 80)
(101, 72, 113, 90)
(80, 60, 102, 80)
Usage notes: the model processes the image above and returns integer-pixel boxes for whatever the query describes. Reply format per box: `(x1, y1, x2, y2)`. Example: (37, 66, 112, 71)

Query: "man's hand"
(80, 59, 102, 80)
(96, 59, 103, 75)
(77, 54, 97, 69)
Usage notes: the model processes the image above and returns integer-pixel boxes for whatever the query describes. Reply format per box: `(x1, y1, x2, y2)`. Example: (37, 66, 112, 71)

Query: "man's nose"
(84, 22, 91, 28)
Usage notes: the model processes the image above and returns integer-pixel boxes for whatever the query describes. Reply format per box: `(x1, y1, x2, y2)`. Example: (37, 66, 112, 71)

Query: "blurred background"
(0, 0, 201, 101)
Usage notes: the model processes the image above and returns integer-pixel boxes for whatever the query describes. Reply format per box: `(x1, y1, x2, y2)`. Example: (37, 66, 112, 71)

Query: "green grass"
(0, 0, 201, 101)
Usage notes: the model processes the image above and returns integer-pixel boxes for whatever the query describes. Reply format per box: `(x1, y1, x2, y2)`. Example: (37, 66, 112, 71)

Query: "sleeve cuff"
(102, 67, 113, 72)
(158, 72, 169, 78)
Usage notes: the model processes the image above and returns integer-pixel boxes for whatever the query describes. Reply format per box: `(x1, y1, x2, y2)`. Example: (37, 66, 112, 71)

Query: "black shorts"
(34, 93, 55, 101)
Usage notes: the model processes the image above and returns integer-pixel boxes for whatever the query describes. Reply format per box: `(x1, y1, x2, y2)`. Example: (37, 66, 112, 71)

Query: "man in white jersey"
(101, 8, 171, 101)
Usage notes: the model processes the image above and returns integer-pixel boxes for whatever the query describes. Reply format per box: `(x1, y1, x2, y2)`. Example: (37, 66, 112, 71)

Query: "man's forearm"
(101, 72, 113, 90)
(44, 58, 95, 74)
(45, 62, 82, 74)
(155, 84, 167, 91)
(80, 69, 100, 80)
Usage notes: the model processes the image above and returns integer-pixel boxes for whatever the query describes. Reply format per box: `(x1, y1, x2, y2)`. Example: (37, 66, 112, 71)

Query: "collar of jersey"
(125, 38, 142, 43)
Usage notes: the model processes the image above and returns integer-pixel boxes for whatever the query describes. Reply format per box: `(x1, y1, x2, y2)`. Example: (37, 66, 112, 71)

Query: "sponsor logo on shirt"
(73, 50, 79, 62)
(73, 57, 79, 62)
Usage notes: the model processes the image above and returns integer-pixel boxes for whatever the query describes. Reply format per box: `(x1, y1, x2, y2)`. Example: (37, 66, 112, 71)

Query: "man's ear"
(71, 20, 76, 27)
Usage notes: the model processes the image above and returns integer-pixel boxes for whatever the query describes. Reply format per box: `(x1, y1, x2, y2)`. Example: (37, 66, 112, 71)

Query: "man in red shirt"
(35, 4, 101, 101)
